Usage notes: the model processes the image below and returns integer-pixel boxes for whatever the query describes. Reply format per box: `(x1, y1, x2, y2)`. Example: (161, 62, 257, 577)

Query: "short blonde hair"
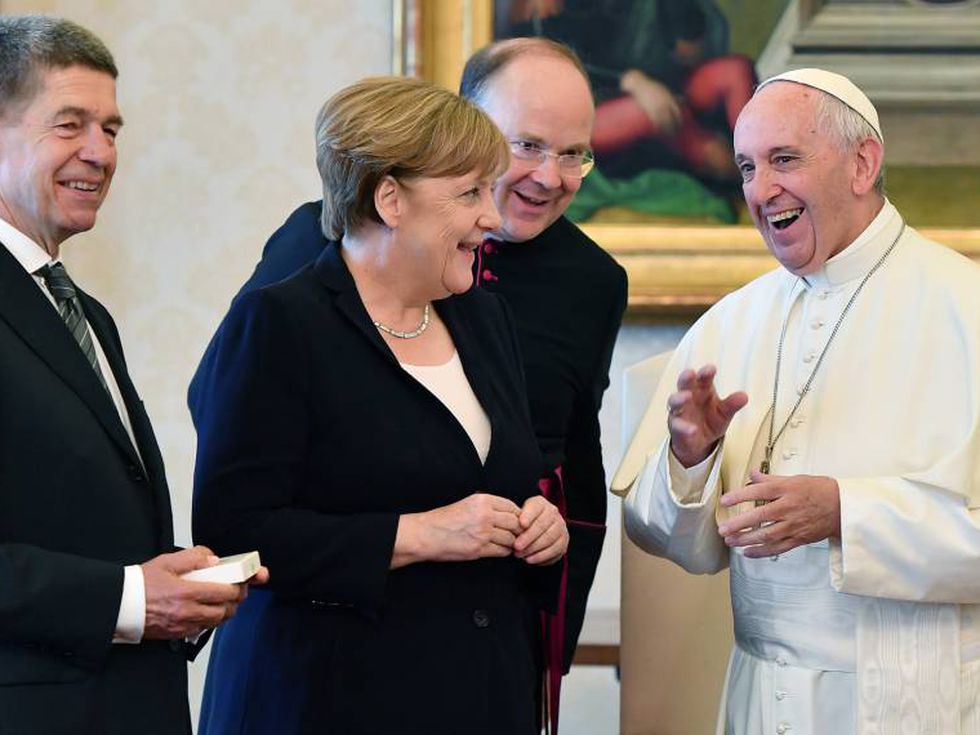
(315, 76, 509, 239)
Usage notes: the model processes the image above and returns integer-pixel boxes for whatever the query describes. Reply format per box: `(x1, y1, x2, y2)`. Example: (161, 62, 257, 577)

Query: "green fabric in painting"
(567, 166, 737, 223)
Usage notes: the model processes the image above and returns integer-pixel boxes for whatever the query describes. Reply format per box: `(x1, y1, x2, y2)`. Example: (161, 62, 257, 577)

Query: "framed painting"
(392, 0, 980, 316)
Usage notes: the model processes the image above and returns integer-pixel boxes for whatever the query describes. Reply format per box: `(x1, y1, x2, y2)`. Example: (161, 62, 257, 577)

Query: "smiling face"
(476, 54, 594, 243)
(393, 170, 502, 297)
(733, 83, 879, 275)
(0, 65, 121, 256)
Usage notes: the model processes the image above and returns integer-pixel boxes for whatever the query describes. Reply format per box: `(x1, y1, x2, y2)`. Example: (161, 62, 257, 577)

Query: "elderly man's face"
(734, 83, 867, 276)
(0, 65, 121, 255)
(477, 54, 594, 243)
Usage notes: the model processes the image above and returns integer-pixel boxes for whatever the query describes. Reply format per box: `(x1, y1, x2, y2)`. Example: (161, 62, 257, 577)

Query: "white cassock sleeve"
(832, 478, 980, 604)
(624, 440, 729, 575)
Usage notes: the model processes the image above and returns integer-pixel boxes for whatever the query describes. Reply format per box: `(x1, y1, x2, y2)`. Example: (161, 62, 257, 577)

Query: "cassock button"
(483, 241, 495, 255)
(775, 690, 788, 701)
(776, 724, 791, 734)
(472, 610, 491, 628)
(810, 319, 825, 330)
(802, 351, 816, 363)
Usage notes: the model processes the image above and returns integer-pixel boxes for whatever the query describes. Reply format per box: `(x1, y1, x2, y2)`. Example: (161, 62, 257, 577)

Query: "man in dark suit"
(0, 15, 257, 735)
(190, 38, 626, 719)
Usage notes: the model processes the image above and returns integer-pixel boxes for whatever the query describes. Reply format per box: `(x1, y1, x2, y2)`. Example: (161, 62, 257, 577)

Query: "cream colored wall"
(3, 0, 391, 724)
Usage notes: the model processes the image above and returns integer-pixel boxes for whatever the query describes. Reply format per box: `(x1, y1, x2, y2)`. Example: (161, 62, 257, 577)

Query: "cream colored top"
(401, 351, 491, 464)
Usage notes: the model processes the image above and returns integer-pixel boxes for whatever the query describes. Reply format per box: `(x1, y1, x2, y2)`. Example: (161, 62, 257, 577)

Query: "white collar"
(0, 216, 56, 275)
(800, 199, 902, 289)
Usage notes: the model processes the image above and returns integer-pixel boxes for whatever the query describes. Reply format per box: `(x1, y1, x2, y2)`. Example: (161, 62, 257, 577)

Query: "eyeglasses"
(508, 139, 595, 179)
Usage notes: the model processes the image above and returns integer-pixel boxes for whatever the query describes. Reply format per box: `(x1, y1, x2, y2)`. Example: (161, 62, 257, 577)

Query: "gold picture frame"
(392, 0, 980, 316)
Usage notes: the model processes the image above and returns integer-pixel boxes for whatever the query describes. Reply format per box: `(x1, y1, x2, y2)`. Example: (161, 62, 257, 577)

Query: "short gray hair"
(0, 15, 117, 121)
(812, 89, 885, 194)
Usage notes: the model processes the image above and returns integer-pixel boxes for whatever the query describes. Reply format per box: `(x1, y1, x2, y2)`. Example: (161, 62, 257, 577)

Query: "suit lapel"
(81, 292, 174, 547)
(436, 297, 492, 404)
(0, 246, 142, 469)
(312, 242, 499, 469)
(312, 241, 499, 410)
(434, 295, 505, 469)
(78, 290, 159, 473)
(312, 242, 400, 368)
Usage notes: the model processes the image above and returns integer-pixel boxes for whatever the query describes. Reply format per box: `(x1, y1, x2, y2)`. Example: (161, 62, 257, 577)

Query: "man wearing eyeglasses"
(458, 41, 627, 703)
(189, 38, 627, 712)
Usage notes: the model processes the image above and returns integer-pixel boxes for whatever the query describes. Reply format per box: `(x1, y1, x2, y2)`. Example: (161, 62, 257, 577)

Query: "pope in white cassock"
(613, 68, 980, 734)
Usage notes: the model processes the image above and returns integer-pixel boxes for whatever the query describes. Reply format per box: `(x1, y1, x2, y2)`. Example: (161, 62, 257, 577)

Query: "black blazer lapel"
(0, 246, 142, 470)
(79, 290, 164, 474)
(437, 296, 498, 421)
(311, 242, 501, 415)
(435, 296, 483, 388)
(81, 293, 174, 547)
(312, 242, 400, 368)
(311, 242, 504, 470)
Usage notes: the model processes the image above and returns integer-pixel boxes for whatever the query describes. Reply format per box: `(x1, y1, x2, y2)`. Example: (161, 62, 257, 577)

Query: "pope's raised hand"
(667, 364, 748, 467)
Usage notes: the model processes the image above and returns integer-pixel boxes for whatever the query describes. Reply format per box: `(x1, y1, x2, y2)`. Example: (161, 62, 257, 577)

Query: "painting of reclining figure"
(495, 0, 980, 229)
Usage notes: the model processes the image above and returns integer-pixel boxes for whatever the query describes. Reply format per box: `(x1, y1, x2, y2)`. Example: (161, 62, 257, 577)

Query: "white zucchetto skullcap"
(757, 67, 883, 142)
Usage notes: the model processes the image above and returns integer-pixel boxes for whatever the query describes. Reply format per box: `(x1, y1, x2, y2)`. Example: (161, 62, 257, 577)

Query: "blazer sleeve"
(191, 288, 399, 616)
(0, 544, 123, 672)
(1, 289, 136, 673)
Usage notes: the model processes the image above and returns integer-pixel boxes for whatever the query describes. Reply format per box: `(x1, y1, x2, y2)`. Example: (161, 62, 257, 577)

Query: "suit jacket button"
(127, 464, 144, 482)
(472, 610, 490, 628)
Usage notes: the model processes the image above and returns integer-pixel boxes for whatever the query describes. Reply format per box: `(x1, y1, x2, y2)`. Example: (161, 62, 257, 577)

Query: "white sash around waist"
(730, 540, 859, 672)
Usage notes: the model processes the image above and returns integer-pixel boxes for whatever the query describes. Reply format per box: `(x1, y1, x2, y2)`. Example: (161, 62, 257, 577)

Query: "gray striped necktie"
(38, 262, 110, 394)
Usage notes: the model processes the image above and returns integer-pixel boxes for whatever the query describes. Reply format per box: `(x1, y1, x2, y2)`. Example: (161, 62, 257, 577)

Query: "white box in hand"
(181, 551, 261, 584)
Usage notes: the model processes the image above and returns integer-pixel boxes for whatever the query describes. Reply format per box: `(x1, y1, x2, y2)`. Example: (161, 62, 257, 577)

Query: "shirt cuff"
(112, 564, 146, 644)
(667, 444, 720, 505)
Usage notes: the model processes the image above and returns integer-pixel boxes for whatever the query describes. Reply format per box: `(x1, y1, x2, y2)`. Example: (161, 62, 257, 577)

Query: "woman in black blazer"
(192, 77, 568, 735)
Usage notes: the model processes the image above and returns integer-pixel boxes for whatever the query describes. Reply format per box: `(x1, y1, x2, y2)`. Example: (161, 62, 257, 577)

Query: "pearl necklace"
(372, 303, 431, 339)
